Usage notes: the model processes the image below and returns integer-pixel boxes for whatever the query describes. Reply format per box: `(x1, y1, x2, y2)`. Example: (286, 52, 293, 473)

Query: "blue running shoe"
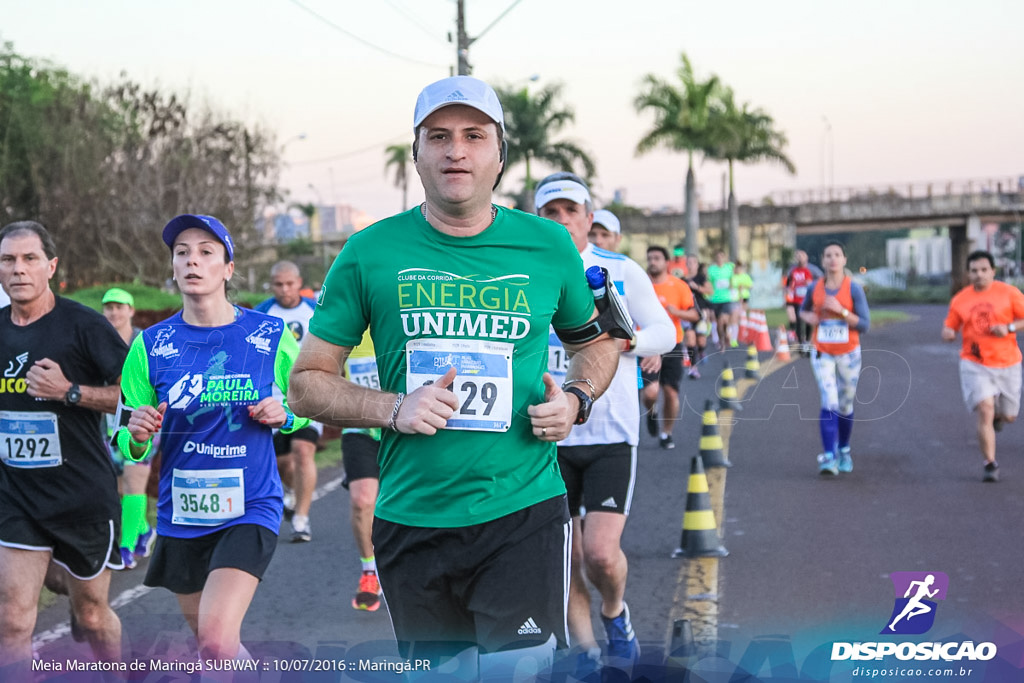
(817, 452, 839, 476)
(838, 447, 853, 473)
(134, 527, 157, 560)
(573, 648, 601, 682)
(602, 603, 640, 662)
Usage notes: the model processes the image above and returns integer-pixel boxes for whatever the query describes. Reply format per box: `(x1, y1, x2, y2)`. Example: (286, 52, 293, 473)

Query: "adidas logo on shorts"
(518, 618, 542, 635)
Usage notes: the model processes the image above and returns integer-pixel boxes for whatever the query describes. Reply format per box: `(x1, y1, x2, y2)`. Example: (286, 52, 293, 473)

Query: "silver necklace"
(420, 202, 497, 225)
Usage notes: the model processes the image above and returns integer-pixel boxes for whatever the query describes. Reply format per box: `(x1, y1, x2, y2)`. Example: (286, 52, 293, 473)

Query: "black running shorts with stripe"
(372, 495, 570, 664)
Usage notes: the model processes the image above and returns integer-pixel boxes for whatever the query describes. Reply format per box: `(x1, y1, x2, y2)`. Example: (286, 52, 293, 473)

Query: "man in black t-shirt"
(0, 221, 127, 674)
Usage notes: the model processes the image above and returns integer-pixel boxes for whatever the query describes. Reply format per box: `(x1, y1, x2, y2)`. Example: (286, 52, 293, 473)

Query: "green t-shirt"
(309, 206, 596, 527)
(732, 272, 753, 300)
(707, 262, 737, 303)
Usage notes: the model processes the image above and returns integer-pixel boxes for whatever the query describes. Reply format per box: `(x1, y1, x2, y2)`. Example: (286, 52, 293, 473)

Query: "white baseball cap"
(592, 209, 621, 234)
(413, 76, 505, 131)
(535, 179, 592, 210)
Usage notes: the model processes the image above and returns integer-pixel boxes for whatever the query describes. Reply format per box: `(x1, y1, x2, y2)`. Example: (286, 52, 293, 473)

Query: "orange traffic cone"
(775, 326, 792, 362)
(672, 455, 729, 558)
(753, 311, 773, 352)
(737, 310, 752, 346)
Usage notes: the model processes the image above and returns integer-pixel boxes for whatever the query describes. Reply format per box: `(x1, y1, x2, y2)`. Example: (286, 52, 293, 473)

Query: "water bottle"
(586, 265, 608, 312)
(585, 265, 635, 340)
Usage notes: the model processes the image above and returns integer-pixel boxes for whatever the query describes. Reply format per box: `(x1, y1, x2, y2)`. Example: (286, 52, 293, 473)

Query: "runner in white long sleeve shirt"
(535, 173, 675, 675)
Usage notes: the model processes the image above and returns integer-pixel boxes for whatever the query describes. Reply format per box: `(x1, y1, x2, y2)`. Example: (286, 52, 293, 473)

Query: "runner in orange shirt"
(941, 250, 1024, 482)
(641, 246, 700, 449)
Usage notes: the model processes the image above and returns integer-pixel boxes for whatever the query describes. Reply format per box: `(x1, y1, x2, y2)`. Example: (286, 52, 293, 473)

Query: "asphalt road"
(31, 305, 1024, 681)
(713, 304, 1024, 683)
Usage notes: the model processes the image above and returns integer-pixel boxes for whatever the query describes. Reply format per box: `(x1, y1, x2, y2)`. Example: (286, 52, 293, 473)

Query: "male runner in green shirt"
(289, 76, 619, 679)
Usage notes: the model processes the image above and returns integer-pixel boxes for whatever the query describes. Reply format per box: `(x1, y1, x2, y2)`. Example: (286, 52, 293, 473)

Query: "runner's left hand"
(249, 397, 287, 428)
(528, 372, 576, 442)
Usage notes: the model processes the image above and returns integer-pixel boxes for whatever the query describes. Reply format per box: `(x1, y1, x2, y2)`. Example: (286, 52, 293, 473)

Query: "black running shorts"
(372, 495, 570, 663)
(341, 432, 380, 486)
(659, 343, 685, 390)
(143, 524, 277, 594)
(272, 425, 321, 456)
(0, 511, 121, 579)
(641, 342, 685, 390)
(557, 442, 636, 517)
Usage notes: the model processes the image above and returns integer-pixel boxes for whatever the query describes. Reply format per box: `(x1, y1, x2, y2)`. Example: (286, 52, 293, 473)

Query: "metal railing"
(697, 176, 1023, 212)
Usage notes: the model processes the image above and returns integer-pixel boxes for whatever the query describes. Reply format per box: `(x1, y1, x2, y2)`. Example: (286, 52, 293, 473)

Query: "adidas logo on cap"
(517, 618, 542, 635)
(444, 90, 468, 102)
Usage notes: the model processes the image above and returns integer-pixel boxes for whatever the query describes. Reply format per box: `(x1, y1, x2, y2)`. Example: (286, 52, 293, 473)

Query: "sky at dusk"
(3, 0, 1022, 223)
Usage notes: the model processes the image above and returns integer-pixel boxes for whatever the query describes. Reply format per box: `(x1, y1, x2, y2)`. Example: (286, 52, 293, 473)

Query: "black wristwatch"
(563, 386, 594, 425)
(64, 383, 82, 406)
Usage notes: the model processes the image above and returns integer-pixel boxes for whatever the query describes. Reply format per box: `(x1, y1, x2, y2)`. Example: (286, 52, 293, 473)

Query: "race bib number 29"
(406, 338, 513, 432)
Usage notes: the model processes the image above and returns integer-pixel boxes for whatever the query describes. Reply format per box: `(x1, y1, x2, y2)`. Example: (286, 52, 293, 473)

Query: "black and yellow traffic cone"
(718, 361, 742, 412)
(672, 455, 729, 558)
(745, 345, 761, 379)
(699, 399, 731, 468)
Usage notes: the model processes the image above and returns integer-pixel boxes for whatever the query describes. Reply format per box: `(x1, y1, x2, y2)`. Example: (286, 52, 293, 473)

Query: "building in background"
(257, 204, 375, 244)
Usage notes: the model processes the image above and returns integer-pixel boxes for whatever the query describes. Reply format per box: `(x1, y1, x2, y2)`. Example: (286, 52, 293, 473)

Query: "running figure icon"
(887, 574, 939, 632)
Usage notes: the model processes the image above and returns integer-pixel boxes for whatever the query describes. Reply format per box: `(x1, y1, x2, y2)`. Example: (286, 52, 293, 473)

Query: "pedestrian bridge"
(621, 176, 1024, 291)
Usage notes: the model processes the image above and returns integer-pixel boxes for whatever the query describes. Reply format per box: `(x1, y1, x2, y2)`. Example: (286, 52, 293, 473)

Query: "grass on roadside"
(764, 306, 909, 331)
(64, 283, 267, 312)
(315, 435, 346, 469)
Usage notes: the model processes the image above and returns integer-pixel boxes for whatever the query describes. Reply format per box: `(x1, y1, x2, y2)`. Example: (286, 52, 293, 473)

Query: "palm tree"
(495, 82, 596, 213)
(634, 52, 721, 258)
(289, 201, 316, 241)
(706, 87, 796, 260)
(384, 143, 411, 212)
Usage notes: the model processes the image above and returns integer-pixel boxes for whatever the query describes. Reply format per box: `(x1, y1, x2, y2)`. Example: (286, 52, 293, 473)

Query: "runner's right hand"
(129, 402, 167, 443)
(395, 366, 459, 435)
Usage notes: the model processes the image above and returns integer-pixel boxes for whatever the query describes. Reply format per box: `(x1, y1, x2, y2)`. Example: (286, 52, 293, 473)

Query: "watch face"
(566, 387, 593, 424)
(67, 386, 82, 404)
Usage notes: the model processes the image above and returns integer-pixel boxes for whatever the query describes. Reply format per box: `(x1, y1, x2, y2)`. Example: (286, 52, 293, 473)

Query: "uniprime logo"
(182, 440, 247, 458)
(830, 571, 997, 663)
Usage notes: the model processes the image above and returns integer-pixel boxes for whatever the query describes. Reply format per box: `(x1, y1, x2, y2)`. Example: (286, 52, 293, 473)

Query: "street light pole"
(821, 116, 834, 199)
(453, 0, 524, 75)
(456, 0, 471, 75)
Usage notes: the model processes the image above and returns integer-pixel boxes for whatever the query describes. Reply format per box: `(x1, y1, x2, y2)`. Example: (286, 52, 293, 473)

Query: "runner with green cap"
(101, 287, 154, 570)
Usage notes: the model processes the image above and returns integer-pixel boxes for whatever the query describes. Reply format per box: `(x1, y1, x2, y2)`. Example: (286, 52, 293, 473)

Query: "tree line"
(3, 42, 791, 287)
(0, 42, 281, 288)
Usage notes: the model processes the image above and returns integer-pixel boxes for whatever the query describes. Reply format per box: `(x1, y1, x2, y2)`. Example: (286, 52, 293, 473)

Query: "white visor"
(535, 180, 591, 211)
